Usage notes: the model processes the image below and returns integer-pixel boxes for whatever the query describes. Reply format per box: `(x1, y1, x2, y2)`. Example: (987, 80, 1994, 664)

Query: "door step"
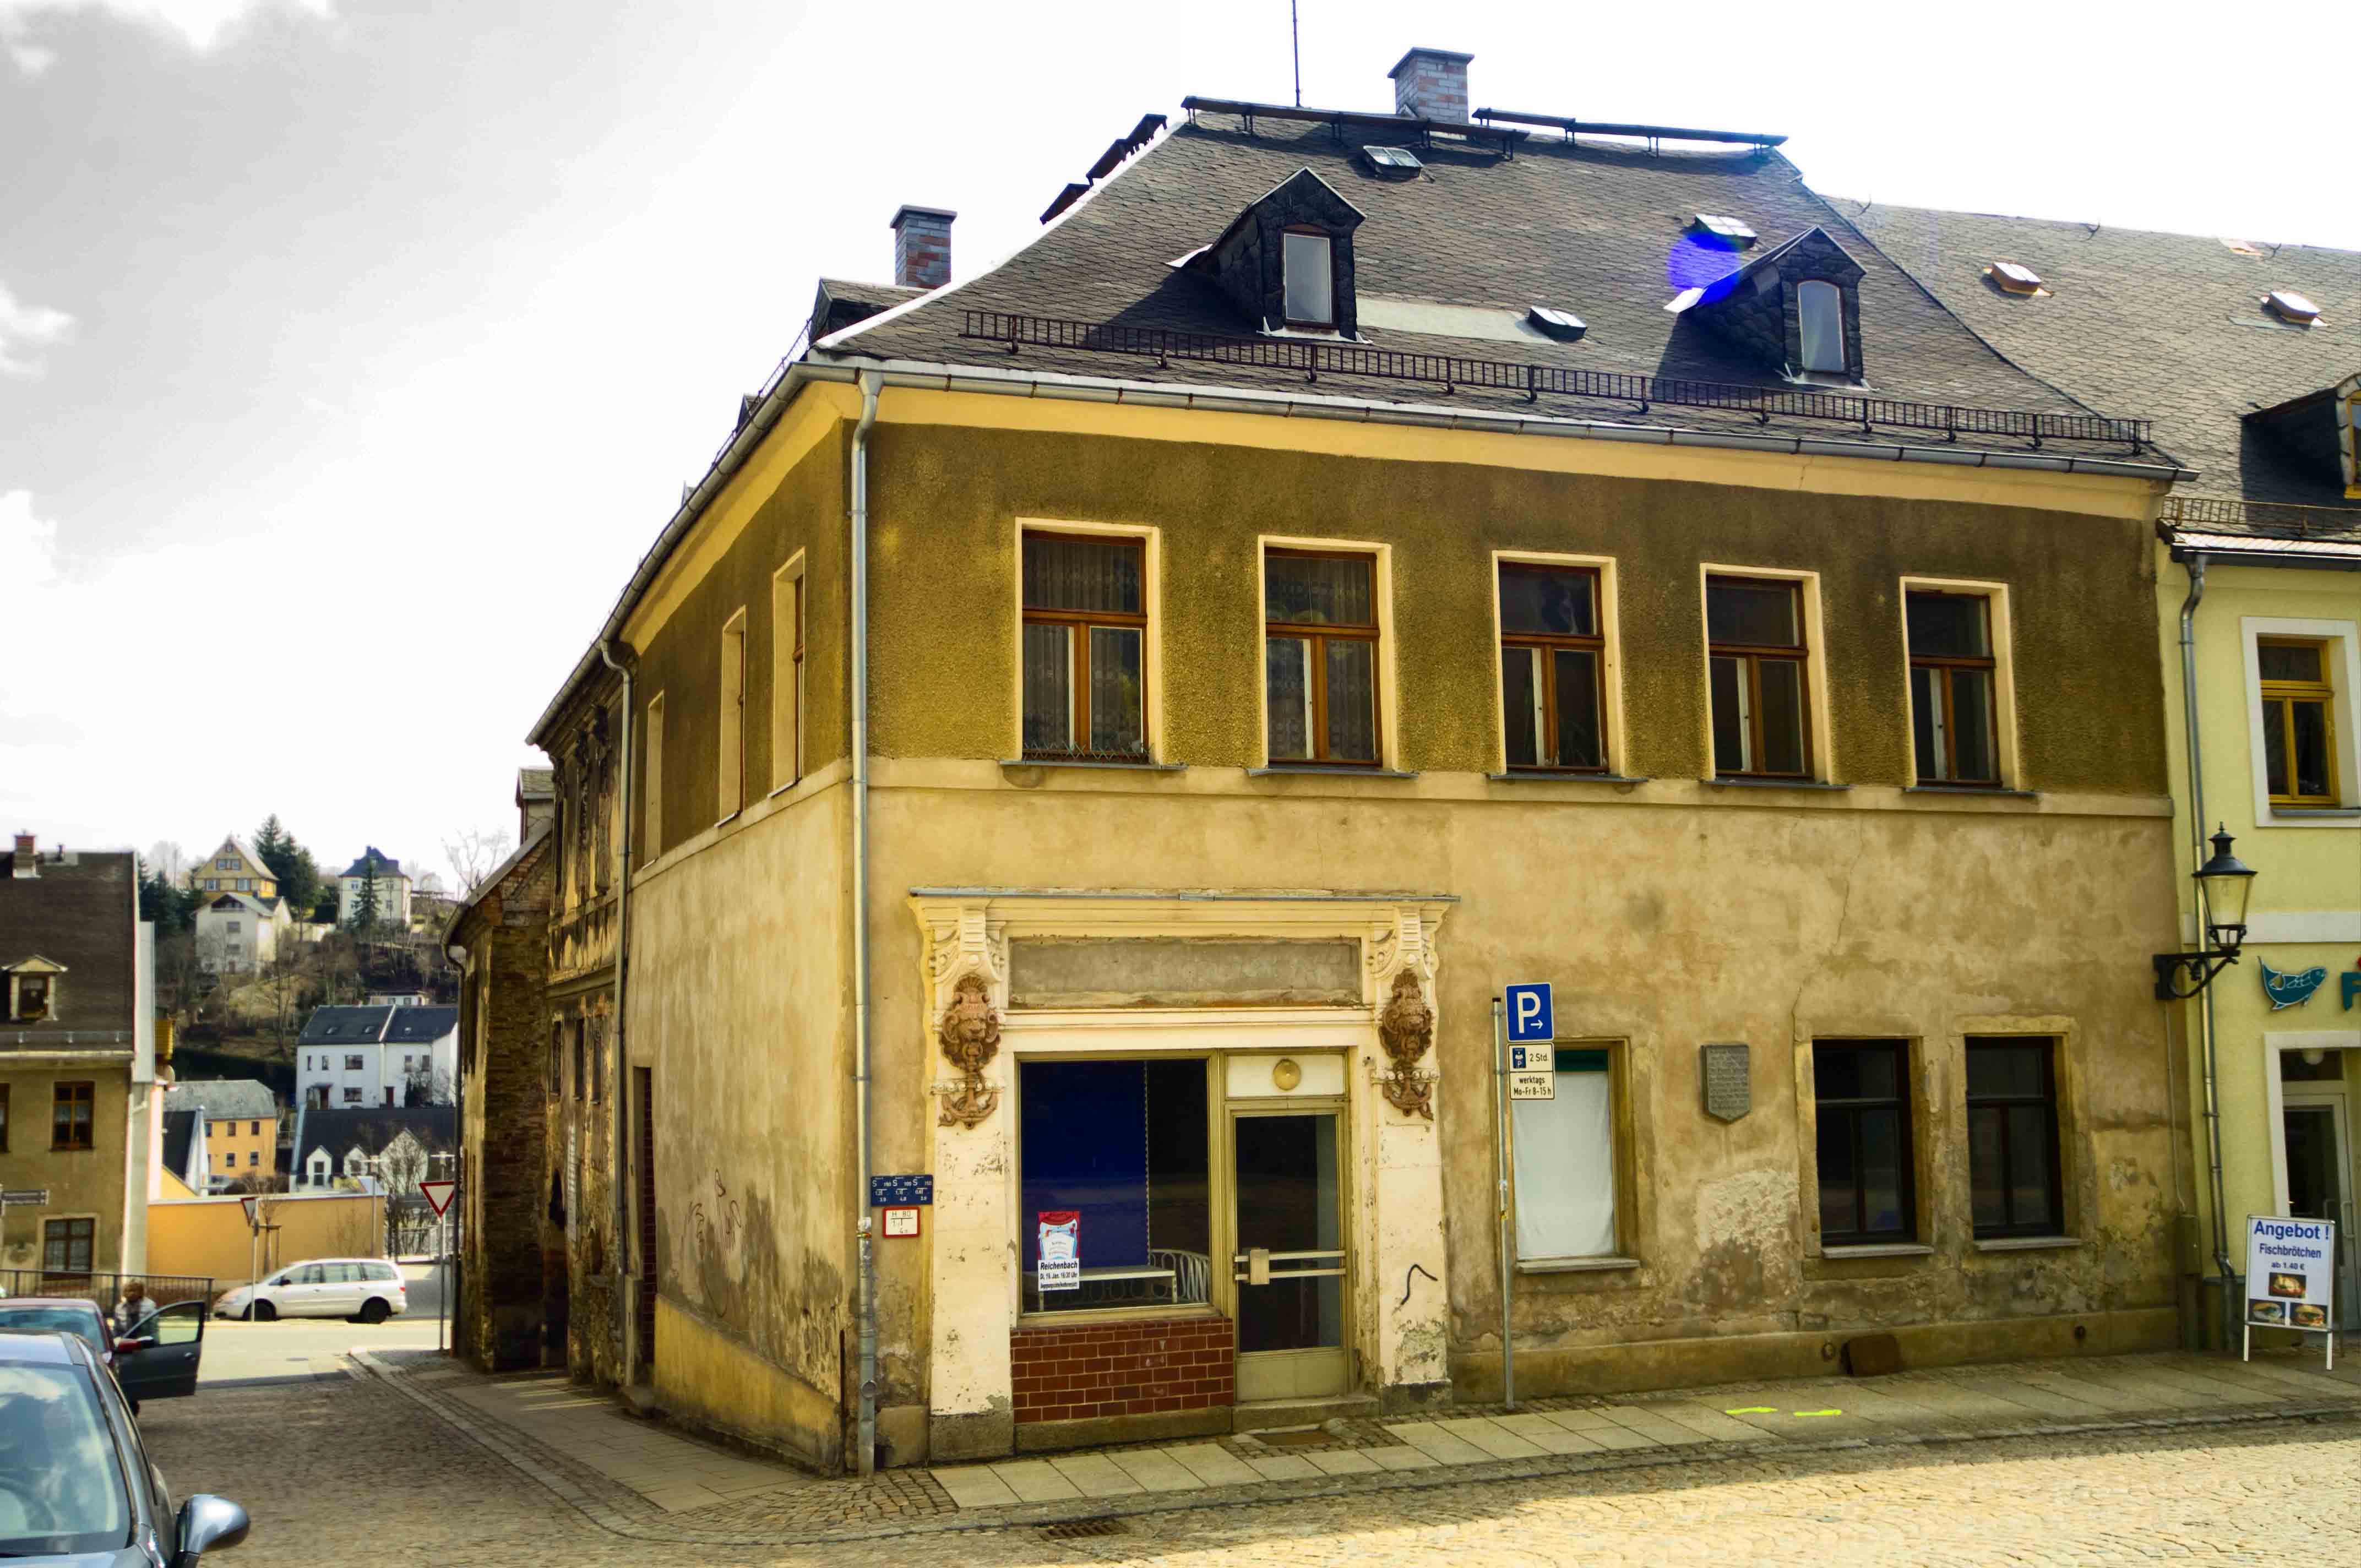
(1232, 1394, 1380, 1433)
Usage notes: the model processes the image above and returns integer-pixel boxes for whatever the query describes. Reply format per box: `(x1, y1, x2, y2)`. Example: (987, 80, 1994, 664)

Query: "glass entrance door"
(1230, 1111, 1348, 1402)
(2283, 1097, 2359, 1326)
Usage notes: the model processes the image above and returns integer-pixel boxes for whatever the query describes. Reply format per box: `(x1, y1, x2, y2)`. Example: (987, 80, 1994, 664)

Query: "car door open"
(117, 1300, 208, 1403)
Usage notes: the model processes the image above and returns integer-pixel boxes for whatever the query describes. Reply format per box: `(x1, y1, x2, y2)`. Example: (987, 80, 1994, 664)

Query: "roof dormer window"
(1282, 230, 1335, 328)
(1797, 280, 1846, 374)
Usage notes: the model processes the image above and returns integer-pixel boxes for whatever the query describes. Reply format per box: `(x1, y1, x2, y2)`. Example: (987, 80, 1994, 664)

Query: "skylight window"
(2221, 238, 2266, 258)
(1691, 214, 1758, 248)
(1362, 145, 1423, 173)
(1987, 261, 2046, 296)
(2265, 289, 2321, 325)
(1527, 306, 1587, 341)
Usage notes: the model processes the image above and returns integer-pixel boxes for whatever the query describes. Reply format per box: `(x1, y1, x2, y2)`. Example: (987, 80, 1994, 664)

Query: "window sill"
(1519, 1255, 1642, 1274)
(1000, 758, 1184, 773)
(1488, 771, 1650, 786)
(713, 809, 742, 830)
(1701, 777, 1850, 792)
(1972, 1234, 2081, 1253)
(1015, 1303, 1225, 1329)
(765, 776, 807, 800)
(1819, 1242, 1933, 1259)
(2267, 807, 2360, 819)
(1248, 765, 1419, 779)
(1905, 785, 2038, 799)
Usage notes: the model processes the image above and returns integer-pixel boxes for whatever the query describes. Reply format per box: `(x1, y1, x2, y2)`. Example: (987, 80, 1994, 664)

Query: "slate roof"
(300, 1005, 391, 1044)
(384, 1005, 458, 1044)
(202, 892, 283, 918)
(809, 277, 923, 345)
(515, 767, 555, 801)
(0, 847, 137, 1041)
(817, 107, 2166, 467)
(340, 847, 405, 879)
(164, 1080, 277, 1121)
(293, 1106, 457, 1173)
(1842, 202, 2361, 548)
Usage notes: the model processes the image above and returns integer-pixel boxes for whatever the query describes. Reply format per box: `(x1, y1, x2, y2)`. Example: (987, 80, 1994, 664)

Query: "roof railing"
(2161, 495, 2361, 540)
(957, 311, 2153, 450)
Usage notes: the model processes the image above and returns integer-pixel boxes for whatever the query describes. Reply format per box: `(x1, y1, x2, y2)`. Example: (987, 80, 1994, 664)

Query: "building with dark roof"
(1844, 202, 2361, 1340)
(336, 846, 413, 930)
(296, 1004, 456, 1110)
(1, 832, 158, 1273)
(164, 1080, 280, 1189)
(495, 49, 2205, 1471)
(291, 1106, 456, 1193)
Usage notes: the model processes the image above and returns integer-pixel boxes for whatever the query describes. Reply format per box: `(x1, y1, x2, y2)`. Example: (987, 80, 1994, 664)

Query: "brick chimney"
(10, 831, 34, 878)
(1389, 47, 1472, 123)
(890, 205, 956, 290)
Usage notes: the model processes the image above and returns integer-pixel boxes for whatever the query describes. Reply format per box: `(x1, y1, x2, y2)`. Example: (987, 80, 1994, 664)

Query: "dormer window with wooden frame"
(1796, 280, 1846, 375)
(1680, 226, 1868, 386)
(7, 959, 62, 1022)
(1187, 167, 1364, 339)
(1282, 230, 1336, 329)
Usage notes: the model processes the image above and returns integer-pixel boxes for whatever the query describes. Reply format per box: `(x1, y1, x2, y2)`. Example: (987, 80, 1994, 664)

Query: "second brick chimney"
(11, 831, 36, 878)
(890, 205, 957, 290)
(1389, 47, 1472, 123)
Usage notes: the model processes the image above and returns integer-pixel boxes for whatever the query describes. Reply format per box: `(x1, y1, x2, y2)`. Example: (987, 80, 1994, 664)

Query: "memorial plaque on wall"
(1701, 1043, 1750, 1122)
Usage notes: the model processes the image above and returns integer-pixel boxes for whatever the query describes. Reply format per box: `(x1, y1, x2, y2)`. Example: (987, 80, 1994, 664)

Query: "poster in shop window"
(2244, 1215, 2336, 1336)
(1037, 1211, 1080, 1291)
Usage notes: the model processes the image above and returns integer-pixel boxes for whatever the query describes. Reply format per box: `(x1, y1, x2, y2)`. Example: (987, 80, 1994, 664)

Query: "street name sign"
(419, 1179, 458, 1219)
(0, 1190, 47, 1207)
(870, 1174, 934, 1207)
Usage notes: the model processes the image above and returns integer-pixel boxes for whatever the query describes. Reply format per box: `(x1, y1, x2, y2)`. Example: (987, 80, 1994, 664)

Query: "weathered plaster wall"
(0, 1062, 132, 1271)
(862, 423, 2169, 796)
(625, 781, 855, 1471)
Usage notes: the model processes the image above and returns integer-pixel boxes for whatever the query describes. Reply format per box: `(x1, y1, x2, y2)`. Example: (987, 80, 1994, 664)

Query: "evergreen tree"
(137, 860, 198, 935)
(251, 814, 321, 916)
(349, 859, 382, 933)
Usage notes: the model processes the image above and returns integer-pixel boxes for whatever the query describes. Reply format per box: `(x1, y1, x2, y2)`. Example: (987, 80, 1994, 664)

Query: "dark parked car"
(0, 1297, 208, 1413)
(0, 1331, 247, 1564)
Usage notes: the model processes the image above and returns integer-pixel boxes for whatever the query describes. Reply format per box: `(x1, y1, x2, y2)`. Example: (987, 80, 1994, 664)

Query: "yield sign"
(238, 1195, 259, 1231)
(418, 1179, 457, 1218)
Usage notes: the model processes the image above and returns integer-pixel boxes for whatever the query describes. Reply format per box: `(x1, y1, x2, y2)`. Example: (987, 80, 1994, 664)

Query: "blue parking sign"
(1505, 982, 1553, 1042)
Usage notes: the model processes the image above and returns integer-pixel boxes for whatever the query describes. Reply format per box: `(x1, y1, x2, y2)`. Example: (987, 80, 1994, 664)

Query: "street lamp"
(2152, 825, 2258, 1000)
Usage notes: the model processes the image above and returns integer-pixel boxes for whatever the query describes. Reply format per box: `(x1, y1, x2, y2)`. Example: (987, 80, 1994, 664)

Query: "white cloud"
(0, 280, 73, 374)
(0, 1, 331, 59)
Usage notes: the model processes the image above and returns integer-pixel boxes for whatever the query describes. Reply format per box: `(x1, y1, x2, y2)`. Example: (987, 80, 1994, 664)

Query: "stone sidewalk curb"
(346, 1351, 2361, 1549)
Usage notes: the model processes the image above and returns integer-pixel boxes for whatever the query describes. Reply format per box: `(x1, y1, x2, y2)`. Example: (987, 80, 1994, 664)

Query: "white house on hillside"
(336, 846, 412, 929)
(193, 890, 290, 974)
(296, 1003, 457, 1108)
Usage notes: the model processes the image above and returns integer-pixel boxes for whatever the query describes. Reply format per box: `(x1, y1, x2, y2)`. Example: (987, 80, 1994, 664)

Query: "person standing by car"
(112, 1280, 155, 1336)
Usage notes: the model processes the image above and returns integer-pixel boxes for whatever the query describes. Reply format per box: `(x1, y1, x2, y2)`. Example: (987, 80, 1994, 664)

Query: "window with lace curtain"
(1021, 531, 1147, 761)
(1264, 550, 1380, 765)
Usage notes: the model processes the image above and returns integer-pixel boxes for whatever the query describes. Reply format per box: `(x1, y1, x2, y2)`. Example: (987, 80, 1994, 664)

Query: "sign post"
(420, 1180, 457, 1353)
(2243, 1215, 2338, 1368)
(1495, 983, 1553, 1411)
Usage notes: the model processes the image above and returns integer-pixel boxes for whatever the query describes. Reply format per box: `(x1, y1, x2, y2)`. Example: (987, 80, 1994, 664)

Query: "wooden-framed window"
(52, 1081, 94, 1151)
(717, 608, 747, 821)
(13, 973, 51, 1020)
(1281, 229, 1335, 328)
(2259, 638, 2338, 805)
(1265, 549, 1380, 765)
(0, 1084, 9, 1153)
(43, 1218, 94, 1275)
(1907, 591, 2000, 786)
(572, 1021, 587, 1103)
(548, 1023, 563, 1097)
(1499, 562, 1606, 772)
(1966, 1037, 2064, 1238)
(1797, 279, 1845, 374)
(1021, 531, 1147, 761)
(1707, 575, 1811, 778)
(1812, 1041, 1914, 1246)
(1511, 1044, 1624, 1259)
(771, 559, 805, 791)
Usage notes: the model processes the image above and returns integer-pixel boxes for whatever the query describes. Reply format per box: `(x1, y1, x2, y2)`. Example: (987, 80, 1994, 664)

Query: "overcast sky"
(4, 1, 2352, 888)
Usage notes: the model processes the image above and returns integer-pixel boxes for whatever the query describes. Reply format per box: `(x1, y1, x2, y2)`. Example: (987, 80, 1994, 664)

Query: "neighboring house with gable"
(187, 835, 278, 900)
(1, 830, 158, 1277)
(337, 847, 413, 929)
(1849, 202, 2361, 1336)
(297, 1004, 458, 1108)
(162, 1080, 279, 1189)
(193, 891, 291, 974)
(291, 1106, 456, 1193)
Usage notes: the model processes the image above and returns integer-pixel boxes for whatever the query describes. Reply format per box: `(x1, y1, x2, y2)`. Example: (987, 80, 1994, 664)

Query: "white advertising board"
(2243, 1215, 2338, 1365)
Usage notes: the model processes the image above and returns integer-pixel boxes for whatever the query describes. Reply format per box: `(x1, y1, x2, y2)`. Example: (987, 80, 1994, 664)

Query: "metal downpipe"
(2176, 557, 2235, 1346)
(597, 639, 636, 1376)
(850, 371, 882, 1476)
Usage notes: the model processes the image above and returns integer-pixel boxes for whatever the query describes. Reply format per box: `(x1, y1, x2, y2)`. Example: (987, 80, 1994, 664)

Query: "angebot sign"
(2243, 1214, 2339, 1366)
(418, 1179, 457, 1219)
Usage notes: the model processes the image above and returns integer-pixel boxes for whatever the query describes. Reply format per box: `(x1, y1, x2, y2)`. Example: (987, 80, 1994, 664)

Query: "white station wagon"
(214, 1258, 407, 1322)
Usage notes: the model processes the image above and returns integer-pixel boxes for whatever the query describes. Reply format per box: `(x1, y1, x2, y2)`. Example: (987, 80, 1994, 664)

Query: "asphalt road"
(200, 1264, 451, 1384)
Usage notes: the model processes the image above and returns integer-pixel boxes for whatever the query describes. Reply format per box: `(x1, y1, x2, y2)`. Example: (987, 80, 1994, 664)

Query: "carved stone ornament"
(935, 971, 1003, 1129)
(1377, 968, 1436, 1119)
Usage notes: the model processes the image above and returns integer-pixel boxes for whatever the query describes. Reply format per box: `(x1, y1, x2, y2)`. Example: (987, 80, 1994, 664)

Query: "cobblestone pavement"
(140, 1364, 2361, 1565)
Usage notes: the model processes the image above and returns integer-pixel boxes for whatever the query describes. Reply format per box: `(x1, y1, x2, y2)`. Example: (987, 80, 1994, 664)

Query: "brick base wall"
(1010, 1314, 1234, 1424)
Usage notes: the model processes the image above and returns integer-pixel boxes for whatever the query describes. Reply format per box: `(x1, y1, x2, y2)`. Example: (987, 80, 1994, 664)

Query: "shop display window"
(1019, 1058, 1212, 1314)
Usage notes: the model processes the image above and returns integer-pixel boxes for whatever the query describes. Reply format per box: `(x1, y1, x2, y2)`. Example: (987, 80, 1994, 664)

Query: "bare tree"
(440, 827, 514, 900)
(402, 1059, 456, 1107)
(145, 841, 192, 887)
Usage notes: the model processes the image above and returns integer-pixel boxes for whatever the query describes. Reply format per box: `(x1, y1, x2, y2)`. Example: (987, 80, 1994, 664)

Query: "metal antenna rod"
(1291, 0, 1301, 107)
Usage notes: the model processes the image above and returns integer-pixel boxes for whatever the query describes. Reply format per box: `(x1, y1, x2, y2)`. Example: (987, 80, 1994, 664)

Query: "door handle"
(1248, 1247, 1270, 1286)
